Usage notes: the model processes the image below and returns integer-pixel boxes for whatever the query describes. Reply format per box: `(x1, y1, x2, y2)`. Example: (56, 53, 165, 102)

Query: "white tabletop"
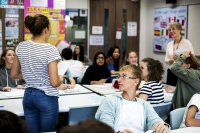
(0, 84, 92, 100)
(59, 84, 92, 95)
(0, 88, 25, 99)
(170, 127, 200, 133)
(59, 93, 105, 109)
(83, 83, 120, 95)
(0, 93, 104, 116)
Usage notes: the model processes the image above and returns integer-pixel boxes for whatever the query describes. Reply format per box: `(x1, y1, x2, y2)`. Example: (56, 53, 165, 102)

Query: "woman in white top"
(11, 14, 62, 133)
(165, 22, 194, 86)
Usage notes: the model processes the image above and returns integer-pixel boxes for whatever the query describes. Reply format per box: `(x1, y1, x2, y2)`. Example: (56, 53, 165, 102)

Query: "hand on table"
(2, 86, 11, 92)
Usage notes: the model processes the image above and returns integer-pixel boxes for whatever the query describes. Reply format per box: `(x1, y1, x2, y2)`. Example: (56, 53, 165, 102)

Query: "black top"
(81, 52, 111, 84)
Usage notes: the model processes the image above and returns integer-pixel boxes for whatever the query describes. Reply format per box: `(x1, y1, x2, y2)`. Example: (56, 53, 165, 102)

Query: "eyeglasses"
(117, 74, 137, 80)
(97, 56, 104, 60)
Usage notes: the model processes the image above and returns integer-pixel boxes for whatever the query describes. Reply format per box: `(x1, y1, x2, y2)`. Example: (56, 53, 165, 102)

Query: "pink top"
(165, 38, 194, 67)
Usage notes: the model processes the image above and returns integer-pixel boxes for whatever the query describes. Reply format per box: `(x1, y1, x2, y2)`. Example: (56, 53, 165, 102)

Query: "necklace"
(173, 37, 182, 51)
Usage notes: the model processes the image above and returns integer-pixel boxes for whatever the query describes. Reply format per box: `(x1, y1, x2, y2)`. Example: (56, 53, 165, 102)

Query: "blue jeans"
(23, 87, 58, 133)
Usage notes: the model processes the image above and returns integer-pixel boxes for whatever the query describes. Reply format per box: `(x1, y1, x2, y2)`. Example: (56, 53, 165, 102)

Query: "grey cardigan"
(0, 67, 24, 90)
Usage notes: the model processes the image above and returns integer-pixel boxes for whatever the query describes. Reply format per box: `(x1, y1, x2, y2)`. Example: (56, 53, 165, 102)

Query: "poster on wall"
(5, 17, 19, 47)
(24, 0, 65, 46)
(90, 35, 104, 46)
(0, 0, 24, 8)
(6, 8, 19, 17)
(153, 6, 188, 52)
(127, 21, 137, 37)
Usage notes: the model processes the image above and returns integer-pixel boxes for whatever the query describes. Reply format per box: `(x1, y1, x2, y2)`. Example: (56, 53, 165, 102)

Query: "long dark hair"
(0, 49, 15, 68)
(73, 45, 84, 62)
(106, 46, 120, 70)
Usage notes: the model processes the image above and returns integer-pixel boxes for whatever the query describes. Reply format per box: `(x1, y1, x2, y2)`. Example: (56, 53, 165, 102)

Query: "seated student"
(180, 93, 200, 128)
(73, 45, 92, 65)
(0, 110, 28, 133)
(58, 119, 115, 133)
(106, 46, 120, 75)
(138, 58, 164, 105)
(95, 65, 169, 133)
(121, 51, 138, 68)
(171, 51, 200, 109)
(58, 51, 76, 90)
(60, 48, 84, 83)
(81, 52, 111, 85)
(0, 49, 24, 91)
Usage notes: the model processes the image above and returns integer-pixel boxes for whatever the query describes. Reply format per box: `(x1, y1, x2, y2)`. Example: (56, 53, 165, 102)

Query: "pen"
(106, 77, 111, 81)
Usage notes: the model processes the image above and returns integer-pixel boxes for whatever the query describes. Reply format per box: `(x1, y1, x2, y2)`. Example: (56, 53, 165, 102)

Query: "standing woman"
(106, 46, 120, 75)
(165, 22, 194, 86)
(73, 44, 92, 65)
(0, 49, 24, 91)
(11, 14, 62, 133)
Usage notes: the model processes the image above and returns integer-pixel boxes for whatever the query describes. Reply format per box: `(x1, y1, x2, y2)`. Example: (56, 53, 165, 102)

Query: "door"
(90, 0, 140, 62)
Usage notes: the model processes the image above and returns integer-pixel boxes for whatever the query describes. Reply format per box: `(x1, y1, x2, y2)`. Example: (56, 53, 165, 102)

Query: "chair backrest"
(170, 107, 186, 130)
(153, 102, 172, 121)
(68, 106, 99, 125)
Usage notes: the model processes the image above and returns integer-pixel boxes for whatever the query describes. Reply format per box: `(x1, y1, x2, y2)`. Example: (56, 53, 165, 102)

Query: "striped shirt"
(16, 40, 61, 96)
(140, 81, 164, 105)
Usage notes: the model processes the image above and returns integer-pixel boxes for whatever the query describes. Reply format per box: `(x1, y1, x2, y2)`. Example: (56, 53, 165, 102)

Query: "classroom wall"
(65, 0, 200, 82)
(140, 0, 200, 82)
(66, 0, 89, 9)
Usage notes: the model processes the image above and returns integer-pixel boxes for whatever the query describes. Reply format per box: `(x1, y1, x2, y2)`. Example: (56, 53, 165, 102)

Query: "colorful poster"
(0, 0, 24, 8)
(24, 0, 65, 46)
(30, 0, 47, 7)
(153, 6, 188, 52)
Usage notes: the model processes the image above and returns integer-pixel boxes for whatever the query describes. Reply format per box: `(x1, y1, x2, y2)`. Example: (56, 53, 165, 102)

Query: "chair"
(153, 102, 172, 121)
(68, 106, 99, 125)
(170, 107, 186, 130)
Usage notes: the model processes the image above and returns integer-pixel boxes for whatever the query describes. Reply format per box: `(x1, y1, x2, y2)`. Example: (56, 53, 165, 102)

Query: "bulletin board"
(153, 6, 188, 52)
(24, 0, 65, 46)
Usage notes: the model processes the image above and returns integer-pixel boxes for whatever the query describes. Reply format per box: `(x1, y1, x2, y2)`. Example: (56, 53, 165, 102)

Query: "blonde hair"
(120, 65, 142, 88)
(169, 22, 182, 31)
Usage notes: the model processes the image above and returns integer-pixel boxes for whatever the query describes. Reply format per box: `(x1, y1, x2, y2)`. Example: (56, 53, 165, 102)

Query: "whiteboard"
(188, 4, 200, 55)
